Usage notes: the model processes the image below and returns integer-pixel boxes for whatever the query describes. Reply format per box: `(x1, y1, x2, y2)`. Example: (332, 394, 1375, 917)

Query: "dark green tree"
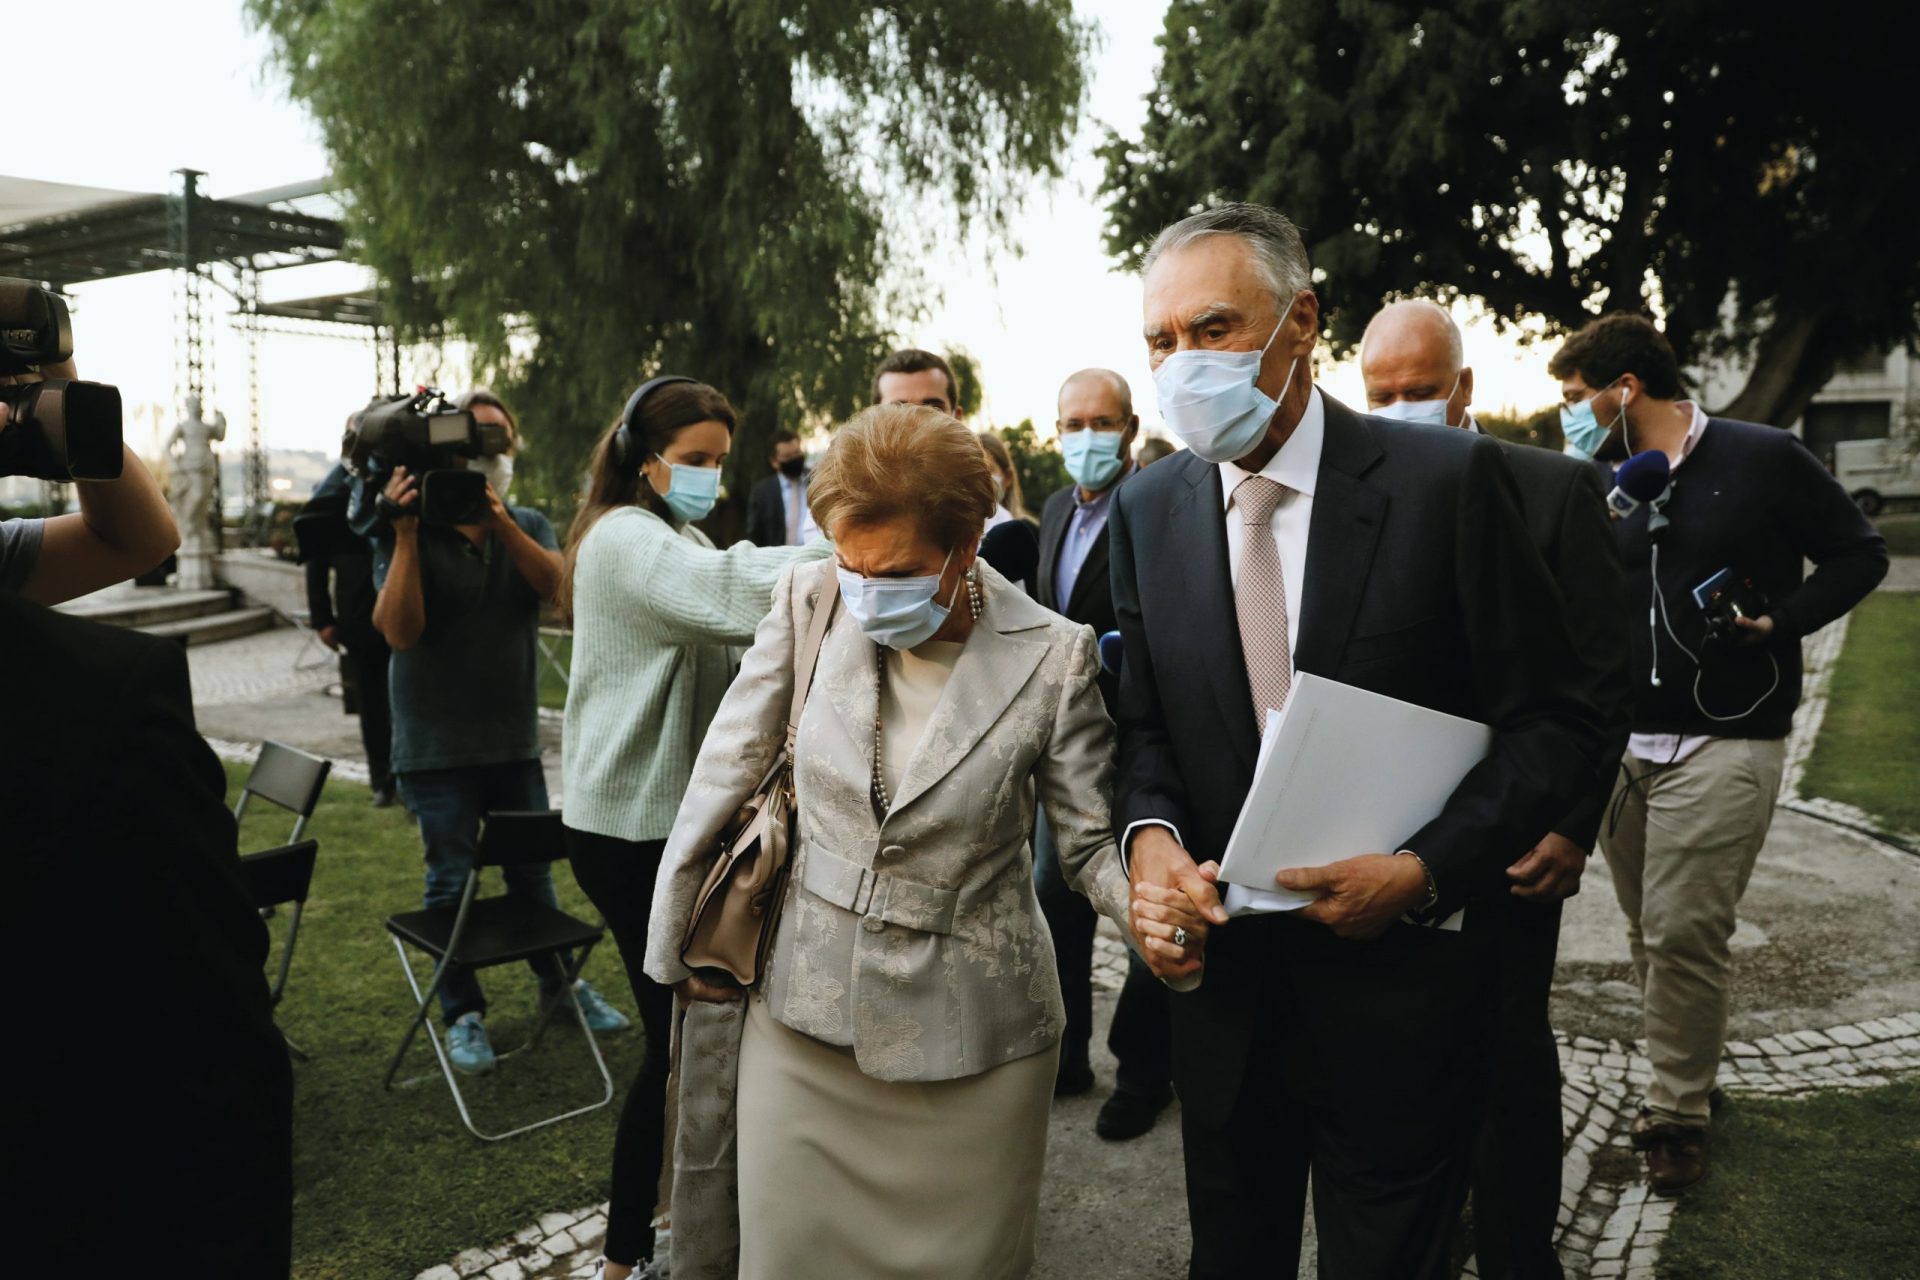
(1102, 1, 1920, 427)
(249, 0, 1090, 530)
(999, 418, 1070, 506)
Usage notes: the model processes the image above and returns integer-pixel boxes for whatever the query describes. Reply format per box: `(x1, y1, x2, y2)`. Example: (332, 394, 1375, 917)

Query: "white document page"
(1217, 673, 1492, 931)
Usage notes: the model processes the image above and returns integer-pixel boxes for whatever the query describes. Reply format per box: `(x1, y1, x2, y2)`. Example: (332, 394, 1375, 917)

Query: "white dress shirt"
(1217, 387, 1324, 658)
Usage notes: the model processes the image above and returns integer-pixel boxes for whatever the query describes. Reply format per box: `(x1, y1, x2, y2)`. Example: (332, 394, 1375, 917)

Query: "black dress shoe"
(371, 786, 397, 809)
(1096, 1083, 1174, 1140)
(1054, 1053, 1095, 1097)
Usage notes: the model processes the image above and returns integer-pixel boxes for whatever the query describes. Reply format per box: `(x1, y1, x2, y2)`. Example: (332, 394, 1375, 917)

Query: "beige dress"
(734, 638, 1060, 1279)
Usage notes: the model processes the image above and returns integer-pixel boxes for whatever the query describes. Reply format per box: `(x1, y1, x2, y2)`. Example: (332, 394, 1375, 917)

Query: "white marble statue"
(167, 393, 226, 590)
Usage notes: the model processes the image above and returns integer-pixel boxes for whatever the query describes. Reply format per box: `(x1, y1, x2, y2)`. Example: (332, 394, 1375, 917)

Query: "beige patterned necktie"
(1233, 475, 1293, 730)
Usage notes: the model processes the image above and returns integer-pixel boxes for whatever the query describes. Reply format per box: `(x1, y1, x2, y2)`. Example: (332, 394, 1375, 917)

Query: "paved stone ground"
(176, 620, 1918, 1280)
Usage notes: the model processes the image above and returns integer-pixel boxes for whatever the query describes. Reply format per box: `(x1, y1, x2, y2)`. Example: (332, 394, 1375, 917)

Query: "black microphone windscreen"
(979, 519, 1039, 584)
(1616, 449, 1672, 502)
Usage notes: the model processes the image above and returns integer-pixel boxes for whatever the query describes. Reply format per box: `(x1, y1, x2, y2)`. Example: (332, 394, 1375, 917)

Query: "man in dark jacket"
(746, 431, 809, 547)
(1033, 368, 1175, 1140)
(1363, 299, 1632, 1279)
(299, 461, 394, 805)
(1550, 313, 1888, 1195)
(3, 590, 293, 1276)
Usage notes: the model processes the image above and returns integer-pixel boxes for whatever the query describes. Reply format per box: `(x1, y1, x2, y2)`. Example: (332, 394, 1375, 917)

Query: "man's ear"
(1459, 367, 1475, 408)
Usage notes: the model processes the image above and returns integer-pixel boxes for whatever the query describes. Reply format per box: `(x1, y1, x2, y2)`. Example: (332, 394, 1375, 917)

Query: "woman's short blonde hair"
(809, 403, 996, 550)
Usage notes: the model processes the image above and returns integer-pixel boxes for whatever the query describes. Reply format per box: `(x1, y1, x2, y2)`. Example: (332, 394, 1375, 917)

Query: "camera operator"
(1, 354, 179, 604)
(371, 388, 629, 1073)
(3, 290, 291, 1272)
(1550, 313, 1888, 1196)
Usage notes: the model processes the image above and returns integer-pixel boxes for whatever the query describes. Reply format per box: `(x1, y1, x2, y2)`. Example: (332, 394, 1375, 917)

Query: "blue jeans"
(400, 758, 565, 1021)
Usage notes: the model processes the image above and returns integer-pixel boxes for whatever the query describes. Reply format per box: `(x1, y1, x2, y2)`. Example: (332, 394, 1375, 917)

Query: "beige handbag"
(679, 585, 839, 987)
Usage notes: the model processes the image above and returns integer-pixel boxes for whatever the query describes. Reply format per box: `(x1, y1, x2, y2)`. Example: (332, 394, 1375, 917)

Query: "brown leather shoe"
(1635, 1120, 1709, 1196)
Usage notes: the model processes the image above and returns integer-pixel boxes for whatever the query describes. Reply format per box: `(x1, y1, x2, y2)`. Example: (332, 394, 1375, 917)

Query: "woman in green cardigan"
(559, 378, 824, 1280)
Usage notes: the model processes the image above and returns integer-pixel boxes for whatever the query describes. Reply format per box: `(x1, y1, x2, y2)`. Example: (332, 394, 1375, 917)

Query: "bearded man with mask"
(747, 430, 810, 547)
(1363, 299, 1631, 1279)
(1548, 313, 1886, 1196)
(371, 388, 629, 1074)
(1109, 203, 1614, 1279)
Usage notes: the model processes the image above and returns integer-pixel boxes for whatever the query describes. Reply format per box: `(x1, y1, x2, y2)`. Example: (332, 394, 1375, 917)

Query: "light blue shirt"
(1054, 465, 1133, 610)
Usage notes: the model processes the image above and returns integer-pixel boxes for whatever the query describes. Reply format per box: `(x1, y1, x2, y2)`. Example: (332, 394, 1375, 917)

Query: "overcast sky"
(17, 0, 1559, 462)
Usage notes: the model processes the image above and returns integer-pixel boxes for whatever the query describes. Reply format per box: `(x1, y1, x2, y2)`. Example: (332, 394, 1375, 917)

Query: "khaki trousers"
(1598, 736, 1787, 1127)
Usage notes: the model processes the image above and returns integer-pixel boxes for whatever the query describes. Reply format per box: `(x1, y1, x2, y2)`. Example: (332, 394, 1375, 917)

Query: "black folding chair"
(381, 810, 614, 1141)
(234, 740, 332, 846)
(238, 839, 320, 1061)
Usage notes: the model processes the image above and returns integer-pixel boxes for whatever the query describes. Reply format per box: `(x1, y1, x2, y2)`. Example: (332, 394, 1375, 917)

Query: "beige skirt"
(736, 995, 1058, 1279)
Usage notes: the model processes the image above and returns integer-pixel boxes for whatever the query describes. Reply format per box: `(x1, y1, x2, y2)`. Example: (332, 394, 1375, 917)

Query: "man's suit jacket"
(1495, 442, 1633, 850)
(1035, 480, 1122, 711)
(747, 472, 794, 547)
(1, 591, 293, 1273)
(1109, 395, 1613, 1123)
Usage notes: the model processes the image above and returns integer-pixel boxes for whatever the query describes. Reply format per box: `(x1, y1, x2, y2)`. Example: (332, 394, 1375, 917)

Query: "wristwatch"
(1398, 850, 1441, 922)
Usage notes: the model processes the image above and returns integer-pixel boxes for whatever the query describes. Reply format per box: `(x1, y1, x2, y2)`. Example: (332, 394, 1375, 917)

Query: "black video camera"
(0, 278, 123, 482)
(342, 387, 509, 527)
(1692, 567, 1771, 649)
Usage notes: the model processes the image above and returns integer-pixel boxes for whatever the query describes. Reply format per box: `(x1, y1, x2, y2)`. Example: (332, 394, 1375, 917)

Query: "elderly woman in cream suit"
(645, 404, 1186, 1278)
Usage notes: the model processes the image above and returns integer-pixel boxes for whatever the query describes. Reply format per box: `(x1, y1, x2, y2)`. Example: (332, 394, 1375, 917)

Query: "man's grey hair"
(1141, 203, 1313, 310)
(1360, 299, 1464, 372)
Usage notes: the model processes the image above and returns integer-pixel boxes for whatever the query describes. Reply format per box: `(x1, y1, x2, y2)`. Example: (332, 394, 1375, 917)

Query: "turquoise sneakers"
(446, 1012, 497, 1075)
(566, 980, 632, 1034)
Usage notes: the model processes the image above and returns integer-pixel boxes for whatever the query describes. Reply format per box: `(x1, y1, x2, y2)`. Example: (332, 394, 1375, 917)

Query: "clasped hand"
(1130, 828, 1435, 969)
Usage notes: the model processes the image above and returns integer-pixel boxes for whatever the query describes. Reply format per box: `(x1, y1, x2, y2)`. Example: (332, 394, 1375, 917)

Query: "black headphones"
(611, 375, 698, 472)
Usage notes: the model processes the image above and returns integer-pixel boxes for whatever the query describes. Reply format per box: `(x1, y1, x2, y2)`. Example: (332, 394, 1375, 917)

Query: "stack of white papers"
(1216, 673, 1492, 931)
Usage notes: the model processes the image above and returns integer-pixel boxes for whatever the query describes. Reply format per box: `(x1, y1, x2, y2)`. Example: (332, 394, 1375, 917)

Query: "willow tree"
(249, 0, 1090, 523)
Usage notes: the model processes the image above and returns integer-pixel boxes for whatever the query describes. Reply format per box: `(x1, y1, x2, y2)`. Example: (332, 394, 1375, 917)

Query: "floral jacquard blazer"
(644, 557, 1134, 1081)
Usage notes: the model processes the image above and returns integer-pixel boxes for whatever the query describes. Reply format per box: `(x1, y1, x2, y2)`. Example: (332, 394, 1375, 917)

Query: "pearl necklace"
(871, 567, 984, 813)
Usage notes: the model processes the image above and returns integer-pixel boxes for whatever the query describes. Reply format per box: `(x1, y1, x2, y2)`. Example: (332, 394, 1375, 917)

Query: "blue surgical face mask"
(837, 548, 961, 650)
(1061, 428, 1128, 491)
(1561, 381, 1627, 461)
(1369, 374, 1461, 427)
(1152, 301, 1301, 465)
(651, 457, 720, 523)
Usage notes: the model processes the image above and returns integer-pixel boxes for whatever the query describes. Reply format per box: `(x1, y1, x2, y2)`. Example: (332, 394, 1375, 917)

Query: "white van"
(1834, 438, 1920, 515)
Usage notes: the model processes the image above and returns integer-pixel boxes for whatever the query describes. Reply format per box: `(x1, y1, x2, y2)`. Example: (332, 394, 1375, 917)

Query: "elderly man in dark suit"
(1032, 368, 1175, 1139)
(1111, 203, 1614, 1280)
(1361, 299, 1632, 1280)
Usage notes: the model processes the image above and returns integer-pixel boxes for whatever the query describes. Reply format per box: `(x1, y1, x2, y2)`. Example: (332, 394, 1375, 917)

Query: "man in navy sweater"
(1549, 313, 1888, 1196)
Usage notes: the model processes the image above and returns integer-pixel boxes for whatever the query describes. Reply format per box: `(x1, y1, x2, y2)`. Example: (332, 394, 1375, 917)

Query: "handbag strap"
(785, 573, 839, 756)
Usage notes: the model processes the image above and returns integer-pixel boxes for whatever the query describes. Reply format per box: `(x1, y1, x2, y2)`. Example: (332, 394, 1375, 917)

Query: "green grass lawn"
(1876, 516, 1920, 558)
(1658, 1081, 1920, 1279)
(538, 633, 572, 711)
(1798, 593, 1920, 834)
(232, 760, 640, 1279)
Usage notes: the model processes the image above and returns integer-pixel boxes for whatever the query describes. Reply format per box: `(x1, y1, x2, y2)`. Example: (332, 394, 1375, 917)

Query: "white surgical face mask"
(1151, 301, 1301, 464)
(837, 548, 961, 650)
(471, 453, 513, 498)
(1369, 373, 1461, 427)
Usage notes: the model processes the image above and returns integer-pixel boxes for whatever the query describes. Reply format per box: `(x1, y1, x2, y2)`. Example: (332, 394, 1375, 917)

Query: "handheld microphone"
(978, 518, 1039, 585)
(1609, 449, 1671, 517)
(1098, 630, 1124, 675)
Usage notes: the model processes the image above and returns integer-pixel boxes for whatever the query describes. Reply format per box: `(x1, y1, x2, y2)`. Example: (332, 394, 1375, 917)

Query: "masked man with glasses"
(1031, 370, 1176, 1141)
